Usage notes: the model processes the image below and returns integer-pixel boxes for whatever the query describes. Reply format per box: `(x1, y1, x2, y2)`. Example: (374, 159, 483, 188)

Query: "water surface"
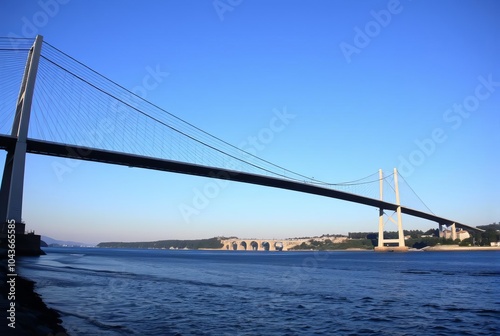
(19, 248, 500, 335)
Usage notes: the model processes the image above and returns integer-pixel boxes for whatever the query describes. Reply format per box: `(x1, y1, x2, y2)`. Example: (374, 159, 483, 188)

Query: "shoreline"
(1, 256, 68, 336)
(125, 245, 500, 252)
(288, 246, 500, 252)
(422, 245, 500, 251)
(54, 245, 500, 253)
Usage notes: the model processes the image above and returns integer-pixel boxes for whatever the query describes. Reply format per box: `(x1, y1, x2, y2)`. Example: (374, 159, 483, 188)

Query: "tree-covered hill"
(97, 238, 223, 249)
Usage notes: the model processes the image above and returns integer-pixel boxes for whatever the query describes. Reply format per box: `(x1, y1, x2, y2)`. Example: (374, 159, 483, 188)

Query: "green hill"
(97, 237, 223, 249)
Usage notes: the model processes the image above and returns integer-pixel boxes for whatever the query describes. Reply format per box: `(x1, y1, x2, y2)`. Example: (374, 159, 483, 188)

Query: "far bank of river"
(423, 245, 500, 251)
(202, 245, 500, 252)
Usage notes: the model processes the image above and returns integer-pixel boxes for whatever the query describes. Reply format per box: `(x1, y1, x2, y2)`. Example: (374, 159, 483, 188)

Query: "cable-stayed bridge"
(0, 36, 482, 250)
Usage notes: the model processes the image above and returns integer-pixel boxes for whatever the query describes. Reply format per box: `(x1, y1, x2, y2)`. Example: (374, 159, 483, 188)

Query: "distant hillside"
(477, 223, 500, 230)
(41, 236, 95, 247)
(98, 238, 223, 250)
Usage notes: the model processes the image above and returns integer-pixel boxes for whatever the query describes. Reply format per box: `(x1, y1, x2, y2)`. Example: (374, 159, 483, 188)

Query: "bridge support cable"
(0, 35, 43, 224)
(0, 36, 483, 239)
(34, 39, 399, 196)
(43, 40, 334, 186)
(17, 36, 392, 201)
(397, 171, 434, 215)
(0, 47, 31, 135)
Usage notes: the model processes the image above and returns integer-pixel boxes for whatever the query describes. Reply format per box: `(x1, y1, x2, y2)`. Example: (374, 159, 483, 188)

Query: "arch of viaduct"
(220, 239, 310, 251)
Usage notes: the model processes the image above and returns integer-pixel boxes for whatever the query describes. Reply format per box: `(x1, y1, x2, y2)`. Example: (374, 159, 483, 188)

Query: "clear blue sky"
(1, 0, 499, 244)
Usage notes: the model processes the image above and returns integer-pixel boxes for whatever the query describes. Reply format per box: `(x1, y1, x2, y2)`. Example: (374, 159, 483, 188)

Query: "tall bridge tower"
(375, 168, 408, 252)
(0, 35, 43, 253)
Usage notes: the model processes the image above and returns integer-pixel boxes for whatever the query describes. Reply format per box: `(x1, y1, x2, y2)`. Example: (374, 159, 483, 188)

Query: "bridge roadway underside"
(0, 135, 481, 233)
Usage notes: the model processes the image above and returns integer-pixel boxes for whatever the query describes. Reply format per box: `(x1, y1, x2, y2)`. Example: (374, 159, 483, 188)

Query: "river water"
(19, 248, 499, 335)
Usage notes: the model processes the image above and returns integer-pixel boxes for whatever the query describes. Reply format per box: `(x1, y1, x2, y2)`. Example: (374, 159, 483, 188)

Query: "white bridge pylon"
(376, 168, 408, 252)
(0, 36, 42, 225)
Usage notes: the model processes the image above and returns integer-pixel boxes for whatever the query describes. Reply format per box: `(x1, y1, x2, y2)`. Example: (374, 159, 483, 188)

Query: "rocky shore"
(1, 256, 68, 336)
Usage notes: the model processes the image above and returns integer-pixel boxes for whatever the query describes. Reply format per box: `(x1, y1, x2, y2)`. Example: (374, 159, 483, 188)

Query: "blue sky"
(0, 0, 499, 244)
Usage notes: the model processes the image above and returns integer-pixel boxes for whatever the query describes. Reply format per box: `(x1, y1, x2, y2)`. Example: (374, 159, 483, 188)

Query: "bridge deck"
(0, 134, 482, 233)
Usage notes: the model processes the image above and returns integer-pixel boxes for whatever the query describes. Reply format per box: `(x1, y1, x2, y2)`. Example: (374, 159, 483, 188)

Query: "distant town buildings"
(440, 228, 470, 241)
